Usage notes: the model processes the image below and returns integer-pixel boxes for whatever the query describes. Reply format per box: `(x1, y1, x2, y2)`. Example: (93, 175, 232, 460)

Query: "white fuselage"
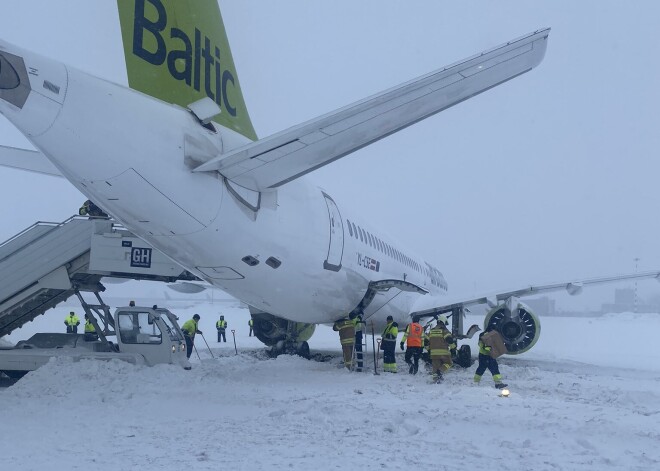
(0, 42, 447, 331)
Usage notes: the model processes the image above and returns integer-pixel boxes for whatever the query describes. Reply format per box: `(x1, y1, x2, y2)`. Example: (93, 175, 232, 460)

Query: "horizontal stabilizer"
(194, 28, 550, 190)
(0, 145, 62, 177)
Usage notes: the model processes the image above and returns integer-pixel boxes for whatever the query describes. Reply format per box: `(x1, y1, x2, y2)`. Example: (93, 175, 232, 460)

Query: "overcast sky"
(1, 1, 659, 310)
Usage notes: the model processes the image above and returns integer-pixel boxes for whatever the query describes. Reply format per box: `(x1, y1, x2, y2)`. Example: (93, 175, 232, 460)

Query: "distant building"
(524, 296, 556, 316)
(601, 288, 659, 314)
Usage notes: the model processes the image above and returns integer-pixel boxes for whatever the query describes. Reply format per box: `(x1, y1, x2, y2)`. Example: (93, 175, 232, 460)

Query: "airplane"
(0, 0, 657, 359)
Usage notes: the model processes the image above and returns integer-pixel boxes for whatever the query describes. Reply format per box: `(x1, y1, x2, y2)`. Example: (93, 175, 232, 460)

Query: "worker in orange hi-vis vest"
(400, 319, 424, 374)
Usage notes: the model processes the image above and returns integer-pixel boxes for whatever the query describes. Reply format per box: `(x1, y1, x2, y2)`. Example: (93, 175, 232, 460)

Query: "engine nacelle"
(484, 299, 541, 354)
(249, 309, 315, 348)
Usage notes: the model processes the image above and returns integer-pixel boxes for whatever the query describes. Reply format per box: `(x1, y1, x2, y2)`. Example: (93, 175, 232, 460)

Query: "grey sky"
(1, 1, 659, 310)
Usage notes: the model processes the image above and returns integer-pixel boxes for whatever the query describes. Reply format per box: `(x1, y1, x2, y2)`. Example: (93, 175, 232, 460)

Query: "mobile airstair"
(0, 216, 196, 338)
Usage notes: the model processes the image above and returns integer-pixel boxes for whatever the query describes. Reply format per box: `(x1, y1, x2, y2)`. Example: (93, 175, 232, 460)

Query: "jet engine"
(483, 297, 541, 354)
(249, 308, 315, 358)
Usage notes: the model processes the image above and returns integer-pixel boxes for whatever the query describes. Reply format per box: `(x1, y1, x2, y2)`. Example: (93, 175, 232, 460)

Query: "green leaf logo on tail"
(117, 0, 257, 140)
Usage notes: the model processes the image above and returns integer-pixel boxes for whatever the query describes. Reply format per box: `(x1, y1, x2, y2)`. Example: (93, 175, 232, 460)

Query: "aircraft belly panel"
(87, 169, 205, 236)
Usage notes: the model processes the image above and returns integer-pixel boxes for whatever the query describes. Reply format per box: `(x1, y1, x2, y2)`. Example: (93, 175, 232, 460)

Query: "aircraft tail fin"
(116, 0, 256, 140)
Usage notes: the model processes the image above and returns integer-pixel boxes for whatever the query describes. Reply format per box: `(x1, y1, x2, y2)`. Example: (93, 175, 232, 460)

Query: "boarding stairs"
(0, 216, 196, 338)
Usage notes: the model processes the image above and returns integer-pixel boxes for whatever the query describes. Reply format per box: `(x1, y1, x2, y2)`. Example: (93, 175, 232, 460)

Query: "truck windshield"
(159, 311, 184, 342)
(117, 311, 162, 345)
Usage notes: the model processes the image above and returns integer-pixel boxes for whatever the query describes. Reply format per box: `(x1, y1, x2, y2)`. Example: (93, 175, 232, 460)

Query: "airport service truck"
(0, 305, 191, 378)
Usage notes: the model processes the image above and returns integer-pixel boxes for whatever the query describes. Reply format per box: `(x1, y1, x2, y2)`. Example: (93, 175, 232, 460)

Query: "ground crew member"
(474, 329, 507, 389)
(248, 318, 254, 337)
(350, 311, 365, 372)
(129, 300, 135, 307)
(400, 318, 424, 374)
(78, 200, 107, 218)
(64, 311, 80, 334)
(381, 315, 399, 373)
(182, 314, 202, 359)
(333, 317, 355, 370)
(216, 315, 227, 342)
(428, 315, 455, 383)
(83, 314, 99, 341)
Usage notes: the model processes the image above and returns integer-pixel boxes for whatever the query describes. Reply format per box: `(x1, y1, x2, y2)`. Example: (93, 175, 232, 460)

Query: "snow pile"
(1, 307, 660, 470)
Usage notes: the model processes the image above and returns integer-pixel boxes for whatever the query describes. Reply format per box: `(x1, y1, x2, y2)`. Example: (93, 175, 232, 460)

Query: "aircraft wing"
(410, 270, 660, 318)
(0, 145, 62, 177)
(194, 28, 550, 190)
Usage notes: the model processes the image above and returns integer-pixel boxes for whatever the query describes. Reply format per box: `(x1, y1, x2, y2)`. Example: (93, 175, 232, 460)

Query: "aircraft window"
(347, 219, 353, 237)
(352, 222, 358, 239)
(358, 226, 364, 243)
(368, 232, 374, 248)
(376, 238, 382, 252)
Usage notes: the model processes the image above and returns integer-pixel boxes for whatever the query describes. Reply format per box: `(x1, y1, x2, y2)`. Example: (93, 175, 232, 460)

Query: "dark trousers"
(249, 326, 253, 336)
(383, 344, 396, 366)
(217, 330, 226, 342)
(475, 353, 500, 377)
(405, 346, 423, 374)
(354, 331, 363, 370)
(185, 335, 194, 359)
(66, 326, 78, 334)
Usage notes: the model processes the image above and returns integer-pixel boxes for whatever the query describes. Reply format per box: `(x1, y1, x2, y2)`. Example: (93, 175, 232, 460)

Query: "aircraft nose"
(0, 49, 30, 109)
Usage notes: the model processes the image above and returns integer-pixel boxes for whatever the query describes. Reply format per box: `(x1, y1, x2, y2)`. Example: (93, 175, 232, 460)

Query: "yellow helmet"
(438, 315, 448, 326)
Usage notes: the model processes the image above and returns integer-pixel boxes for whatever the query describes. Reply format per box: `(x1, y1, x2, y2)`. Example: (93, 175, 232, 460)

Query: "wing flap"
(0, 145, 62, 177)
(194, 29, 550, 190)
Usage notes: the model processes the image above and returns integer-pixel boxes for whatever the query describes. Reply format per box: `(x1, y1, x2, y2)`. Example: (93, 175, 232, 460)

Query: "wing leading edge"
(194, 28, 550, 190)
(410, 270, 660, 319)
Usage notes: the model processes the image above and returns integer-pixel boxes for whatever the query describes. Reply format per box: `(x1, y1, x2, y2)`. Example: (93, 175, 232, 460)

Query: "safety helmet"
(438, 315, 448, 326)
(193, 314, 200, 320)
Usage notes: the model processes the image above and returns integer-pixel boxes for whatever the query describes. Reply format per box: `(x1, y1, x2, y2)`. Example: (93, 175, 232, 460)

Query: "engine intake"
(484, 299, 541, 354)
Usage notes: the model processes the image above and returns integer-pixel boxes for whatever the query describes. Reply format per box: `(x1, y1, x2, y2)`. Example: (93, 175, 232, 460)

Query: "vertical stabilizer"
(117, 0, 256, 140)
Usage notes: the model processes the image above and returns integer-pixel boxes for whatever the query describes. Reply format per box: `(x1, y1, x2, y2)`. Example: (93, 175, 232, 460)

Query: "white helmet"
(437, 315, 448, 326)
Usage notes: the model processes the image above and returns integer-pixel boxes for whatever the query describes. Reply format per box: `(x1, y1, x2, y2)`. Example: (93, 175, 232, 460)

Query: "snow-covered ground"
(2, 304, 659, 470)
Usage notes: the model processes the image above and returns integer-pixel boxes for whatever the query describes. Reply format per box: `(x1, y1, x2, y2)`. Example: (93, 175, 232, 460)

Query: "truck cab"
(113, 306, 190, 368)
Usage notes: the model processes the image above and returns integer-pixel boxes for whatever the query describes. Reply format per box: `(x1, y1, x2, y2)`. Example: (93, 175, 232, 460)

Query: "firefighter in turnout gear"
(474, 329, 507, 389)
(64, 311, 80, 333)
(83, 314, 99, 341)
(216, 315, 227, 342)
(333, 317, 355, 370)
(350, 311, 365, 372)
(427, 315, 455, 383)
(182, 314, 202, 359)
(381, 315, 399, 373)
(401, 319, 424, 374)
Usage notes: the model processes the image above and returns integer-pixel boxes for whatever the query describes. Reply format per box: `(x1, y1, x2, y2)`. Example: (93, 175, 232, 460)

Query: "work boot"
(408, 363, 414, 374)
